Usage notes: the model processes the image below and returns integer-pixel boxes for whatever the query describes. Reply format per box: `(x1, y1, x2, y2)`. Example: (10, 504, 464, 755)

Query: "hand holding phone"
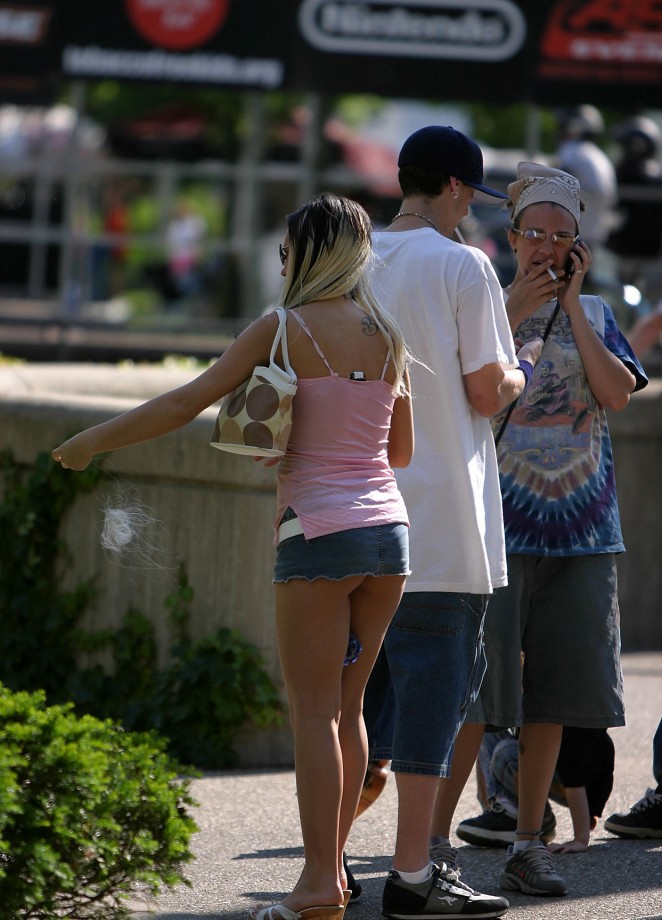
(565, 239, 583, 277)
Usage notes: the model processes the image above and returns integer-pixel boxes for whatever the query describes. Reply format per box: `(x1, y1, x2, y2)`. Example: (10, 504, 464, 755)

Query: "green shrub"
(75, 566, 284, 769)
(0, 683, 198, 920)
(158, 622, 285, 768)
(0, 449, 103, 700)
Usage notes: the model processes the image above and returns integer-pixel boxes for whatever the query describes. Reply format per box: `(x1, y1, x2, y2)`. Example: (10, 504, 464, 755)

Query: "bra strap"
(290, 311, 336, 376)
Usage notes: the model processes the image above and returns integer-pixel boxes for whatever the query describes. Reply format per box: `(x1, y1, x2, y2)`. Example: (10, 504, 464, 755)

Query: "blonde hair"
(277, 192, 410, 394)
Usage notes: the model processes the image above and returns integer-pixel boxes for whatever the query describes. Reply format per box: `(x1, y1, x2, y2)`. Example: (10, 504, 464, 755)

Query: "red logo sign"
(125, 0, 230, 50)
(541, 0, 662, 79)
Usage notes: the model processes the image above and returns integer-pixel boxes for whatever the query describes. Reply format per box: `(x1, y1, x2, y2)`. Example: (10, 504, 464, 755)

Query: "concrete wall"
(608, 378, 662, 651)
(1, 363, 660, 765)
(0, 362, 289, 765)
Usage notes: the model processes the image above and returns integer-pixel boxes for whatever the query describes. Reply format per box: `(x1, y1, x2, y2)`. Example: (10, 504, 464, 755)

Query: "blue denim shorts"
(365, 591, 488, 776)
(465, 553, 625, 729)
(273, 516, 410, 583)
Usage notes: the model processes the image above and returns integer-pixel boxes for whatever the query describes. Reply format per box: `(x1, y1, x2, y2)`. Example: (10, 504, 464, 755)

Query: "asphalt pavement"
(130, 651, 662, 920)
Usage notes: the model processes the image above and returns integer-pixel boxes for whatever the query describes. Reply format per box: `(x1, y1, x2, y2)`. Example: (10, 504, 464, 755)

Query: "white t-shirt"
(371, 228, 517, 594)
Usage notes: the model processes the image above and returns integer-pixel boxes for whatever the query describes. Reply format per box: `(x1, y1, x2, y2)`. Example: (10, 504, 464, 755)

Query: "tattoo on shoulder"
(362, 316, 379, 336)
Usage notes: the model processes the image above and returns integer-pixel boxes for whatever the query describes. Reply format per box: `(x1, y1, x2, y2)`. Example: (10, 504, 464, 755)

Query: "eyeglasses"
(279, 243, 289, 265)
(512, 228, 579, 248)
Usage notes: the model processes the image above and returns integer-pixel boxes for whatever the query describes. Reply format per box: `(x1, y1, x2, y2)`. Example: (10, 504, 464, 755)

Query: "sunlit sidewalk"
(131, 652, 662, 920)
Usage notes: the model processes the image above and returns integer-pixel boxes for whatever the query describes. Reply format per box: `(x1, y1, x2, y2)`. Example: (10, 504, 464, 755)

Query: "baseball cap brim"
(463, 181, 508, 204)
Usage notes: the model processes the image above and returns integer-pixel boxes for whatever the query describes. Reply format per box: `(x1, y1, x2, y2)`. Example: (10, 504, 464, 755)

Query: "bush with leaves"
(0, 449, 103, 700)
(0, 683, 198, 920)
(76, 566, 284, 769)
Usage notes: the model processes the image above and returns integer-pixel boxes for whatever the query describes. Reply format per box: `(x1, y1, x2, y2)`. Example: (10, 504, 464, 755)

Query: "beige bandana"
(507, 161, 583, 226)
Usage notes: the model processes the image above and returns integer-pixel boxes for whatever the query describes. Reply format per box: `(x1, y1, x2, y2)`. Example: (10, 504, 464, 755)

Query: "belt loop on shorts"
(278, 516, 304, 543)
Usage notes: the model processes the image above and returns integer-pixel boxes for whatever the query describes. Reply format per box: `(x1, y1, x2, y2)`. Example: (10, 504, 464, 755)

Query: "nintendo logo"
(298, 0, 526, 61)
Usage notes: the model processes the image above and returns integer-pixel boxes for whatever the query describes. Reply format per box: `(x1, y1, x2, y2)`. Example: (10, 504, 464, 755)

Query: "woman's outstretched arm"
(52, 312, 281, 470)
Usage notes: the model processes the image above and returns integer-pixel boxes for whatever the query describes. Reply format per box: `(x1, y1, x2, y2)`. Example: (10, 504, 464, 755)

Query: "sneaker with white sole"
(382, 864, 509, 918)
(499, 843, 567, 897)
(604, 788, 662, 839)
(456, 802, 516, 848)
(456, 801, 557, 847)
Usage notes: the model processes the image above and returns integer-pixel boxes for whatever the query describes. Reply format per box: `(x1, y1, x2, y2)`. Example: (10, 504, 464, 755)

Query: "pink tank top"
(275, 312, 409, 542)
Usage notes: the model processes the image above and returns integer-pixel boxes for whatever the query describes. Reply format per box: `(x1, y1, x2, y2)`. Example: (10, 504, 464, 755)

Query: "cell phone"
(565, 239, 582, 276)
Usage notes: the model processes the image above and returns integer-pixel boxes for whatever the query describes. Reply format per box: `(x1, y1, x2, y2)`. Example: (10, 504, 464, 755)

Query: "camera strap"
(494, 300, 561, 447)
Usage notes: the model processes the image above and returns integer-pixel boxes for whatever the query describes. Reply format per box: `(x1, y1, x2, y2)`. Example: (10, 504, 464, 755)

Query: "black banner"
(1, 0, 660, 107)
(0, 2, 62, 101)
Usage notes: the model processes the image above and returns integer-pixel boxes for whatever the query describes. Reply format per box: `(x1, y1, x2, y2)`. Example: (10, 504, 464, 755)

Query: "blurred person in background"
(607, 115, 662, 302)
(556, 105, 618, 282)
(165, 198, 208, 306)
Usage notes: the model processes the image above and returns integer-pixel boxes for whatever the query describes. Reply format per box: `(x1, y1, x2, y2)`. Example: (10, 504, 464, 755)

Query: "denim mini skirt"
(273, 515, 410, 584)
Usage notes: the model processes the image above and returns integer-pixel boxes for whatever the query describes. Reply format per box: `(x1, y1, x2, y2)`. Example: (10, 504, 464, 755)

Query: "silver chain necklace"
(391, 211, 440, 233)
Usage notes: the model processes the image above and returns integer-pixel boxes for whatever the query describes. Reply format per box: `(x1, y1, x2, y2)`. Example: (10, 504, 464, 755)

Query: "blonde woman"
(53, 193, 414, 920)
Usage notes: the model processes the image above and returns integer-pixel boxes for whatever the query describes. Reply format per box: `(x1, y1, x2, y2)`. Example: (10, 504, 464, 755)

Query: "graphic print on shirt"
(496, 298, 627, 555)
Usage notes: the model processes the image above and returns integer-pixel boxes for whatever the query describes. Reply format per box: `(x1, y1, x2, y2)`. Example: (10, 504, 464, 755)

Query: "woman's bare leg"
(337, 576, 406, 875)
(274, 574, 405, 911)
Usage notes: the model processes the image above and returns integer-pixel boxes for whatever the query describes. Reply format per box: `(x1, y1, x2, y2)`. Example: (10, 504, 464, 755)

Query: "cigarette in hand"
(547, 266, 558, 282)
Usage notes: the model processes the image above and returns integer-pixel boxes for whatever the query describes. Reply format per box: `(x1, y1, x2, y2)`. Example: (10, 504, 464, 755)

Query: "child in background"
(458, 726, 615, 854)
(548, 727, 615, 853)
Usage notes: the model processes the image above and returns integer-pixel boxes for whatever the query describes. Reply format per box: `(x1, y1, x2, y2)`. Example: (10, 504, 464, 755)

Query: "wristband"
(517, 359, 533, 386)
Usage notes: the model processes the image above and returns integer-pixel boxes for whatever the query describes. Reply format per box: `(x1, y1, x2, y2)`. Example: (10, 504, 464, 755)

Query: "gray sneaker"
(383, 864, 509, 918)
(499, 843, 567, 897)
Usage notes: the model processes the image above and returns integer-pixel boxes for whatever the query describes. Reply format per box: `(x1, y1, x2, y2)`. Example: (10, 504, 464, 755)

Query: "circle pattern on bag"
(226, 390, 247, 418)
(212, 384, 294, 455)
(246, 381, 281, 421)
(243, 421, 277, 449)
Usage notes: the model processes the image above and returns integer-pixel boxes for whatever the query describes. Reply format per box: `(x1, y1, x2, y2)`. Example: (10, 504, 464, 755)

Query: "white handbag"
(210, 307, 297, 457)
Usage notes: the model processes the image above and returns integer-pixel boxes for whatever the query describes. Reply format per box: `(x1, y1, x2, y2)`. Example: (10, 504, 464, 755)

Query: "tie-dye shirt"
(495, 295, 647, 556)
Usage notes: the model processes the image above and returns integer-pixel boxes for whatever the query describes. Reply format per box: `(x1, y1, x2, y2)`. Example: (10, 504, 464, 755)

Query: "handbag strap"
(270, 307, 295, 377)
(494, 300, 560, 447)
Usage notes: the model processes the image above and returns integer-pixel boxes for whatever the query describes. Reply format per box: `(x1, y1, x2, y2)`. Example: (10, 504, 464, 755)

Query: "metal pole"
(57, 80, 86, 320)
(233, 92, 266, 317)
(27, 155, 53, 300)
(298, 93, 323, 205)
(524, 103, 541, 160)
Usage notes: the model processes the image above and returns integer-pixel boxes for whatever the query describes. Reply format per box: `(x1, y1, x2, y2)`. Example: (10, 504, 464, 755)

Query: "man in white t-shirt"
(364, 126, 542, 920)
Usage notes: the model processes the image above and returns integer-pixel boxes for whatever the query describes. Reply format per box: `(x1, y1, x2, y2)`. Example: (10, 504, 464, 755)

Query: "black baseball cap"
(398, 125, 507, 203)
